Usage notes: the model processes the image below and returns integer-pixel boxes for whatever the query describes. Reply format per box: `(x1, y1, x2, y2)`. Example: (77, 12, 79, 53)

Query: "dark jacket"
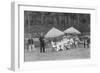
(39, 36, 45, 45)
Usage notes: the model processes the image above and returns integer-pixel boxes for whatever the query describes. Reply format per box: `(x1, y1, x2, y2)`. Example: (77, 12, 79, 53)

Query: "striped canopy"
(64, 27, 81, 34)
(45, 27, 64, 38)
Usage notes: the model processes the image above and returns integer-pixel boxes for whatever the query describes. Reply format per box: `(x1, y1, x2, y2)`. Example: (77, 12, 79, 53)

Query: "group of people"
(51, 36, 79, 51)
(26, 33, 90, 53)
(27, 33, 45, 53)
(27, 36, 35, 51)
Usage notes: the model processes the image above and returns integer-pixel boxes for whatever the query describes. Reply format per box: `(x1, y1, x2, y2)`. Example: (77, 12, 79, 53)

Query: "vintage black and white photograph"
(24, 11, 90, 62)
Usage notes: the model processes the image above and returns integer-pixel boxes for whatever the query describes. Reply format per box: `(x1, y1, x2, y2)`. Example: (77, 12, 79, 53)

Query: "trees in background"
(24, 11, 90, 34)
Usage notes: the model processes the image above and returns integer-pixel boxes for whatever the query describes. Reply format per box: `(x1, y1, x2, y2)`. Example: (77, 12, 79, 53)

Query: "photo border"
(11, 2, 97, 71)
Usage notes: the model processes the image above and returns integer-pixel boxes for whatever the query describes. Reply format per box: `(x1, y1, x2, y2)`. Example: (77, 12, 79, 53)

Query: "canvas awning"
(64, 27, 81, 34)
(45, 27, 64, 38)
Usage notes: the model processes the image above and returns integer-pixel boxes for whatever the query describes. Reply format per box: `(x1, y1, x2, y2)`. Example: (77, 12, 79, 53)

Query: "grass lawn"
(24, 47, 90, 62)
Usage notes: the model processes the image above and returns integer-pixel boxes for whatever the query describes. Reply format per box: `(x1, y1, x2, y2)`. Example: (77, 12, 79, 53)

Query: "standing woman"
(28, 35, 34, 51)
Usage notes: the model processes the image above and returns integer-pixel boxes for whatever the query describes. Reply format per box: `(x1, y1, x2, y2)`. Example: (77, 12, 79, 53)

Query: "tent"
(64, 27, 81, 34)
(45, 27, 64, 38)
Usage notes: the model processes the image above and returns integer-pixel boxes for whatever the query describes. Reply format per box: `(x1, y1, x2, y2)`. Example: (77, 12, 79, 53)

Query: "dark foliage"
(24, 11, 90, 35)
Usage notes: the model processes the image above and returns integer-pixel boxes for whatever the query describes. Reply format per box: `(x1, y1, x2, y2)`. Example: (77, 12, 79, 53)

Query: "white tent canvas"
(64, 27, 81, 34)
(45, 27, 64, 38)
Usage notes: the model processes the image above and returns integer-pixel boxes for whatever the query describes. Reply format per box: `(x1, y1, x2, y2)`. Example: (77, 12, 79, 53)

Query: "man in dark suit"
(39, 33, 45, 53)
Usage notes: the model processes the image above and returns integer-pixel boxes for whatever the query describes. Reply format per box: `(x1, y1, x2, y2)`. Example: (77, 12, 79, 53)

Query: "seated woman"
(56, 41, 63, 51)
(51, 40, 64, 52)
(51, 41, 57, 52)
(62, 36, 71, 50)
(69, 38, 74, 48)
(73, 37, 80, 48)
